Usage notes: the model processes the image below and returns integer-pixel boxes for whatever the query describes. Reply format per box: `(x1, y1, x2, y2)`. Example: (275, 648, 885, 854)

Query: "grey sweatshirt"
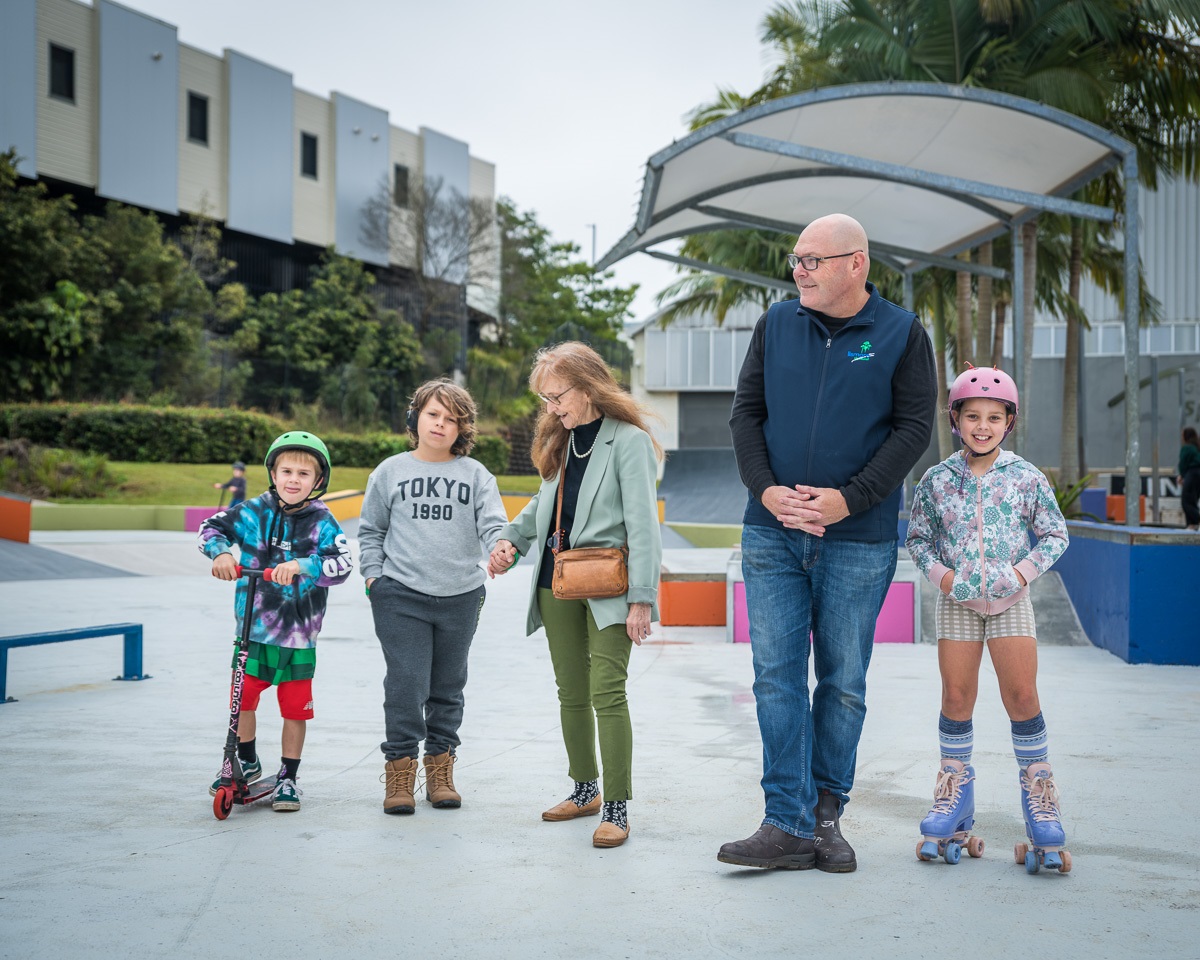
(357, 452, 508, 597)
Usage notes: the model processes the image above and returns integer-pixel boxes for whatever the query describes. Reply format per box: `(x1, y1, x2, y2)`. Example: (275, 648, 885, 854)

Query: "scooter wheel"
(213, 786, 233, 820)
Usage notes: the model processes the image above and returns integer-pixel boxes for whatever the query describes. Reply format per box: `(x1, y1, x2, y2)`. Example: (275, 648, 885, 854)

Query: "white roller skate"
(916, 760, 984, 864)
(1014, 762, 1071, 874)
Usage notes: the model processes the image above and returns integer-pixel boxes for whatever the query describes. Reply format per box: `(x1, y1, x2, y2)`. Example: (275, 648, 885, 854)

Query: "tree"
(234, 252, 423, 424)
(0, 151, 101, 400)
(360, 174, 500, 376)
(495, 198, 636, 350)
(69, 203, 212, 401)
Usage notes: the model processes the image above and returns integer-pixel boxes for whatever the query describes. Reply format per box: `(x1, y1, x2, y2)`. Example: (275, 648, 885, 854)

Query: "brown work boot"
(383, 757, 418, 815)
(423, 751, 461, 808)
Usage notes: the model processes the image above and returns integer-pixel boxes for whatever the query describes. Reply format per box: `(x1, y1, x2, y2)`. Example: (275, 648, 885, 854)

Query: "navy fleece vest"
(743, 285, 913, 540)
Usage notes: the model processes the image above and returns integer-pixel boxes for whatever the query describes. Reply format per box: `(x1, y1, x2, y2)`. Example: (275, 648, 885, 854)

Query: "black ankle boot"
(813, 790, 857, 873)
(718, 824, 816, 869)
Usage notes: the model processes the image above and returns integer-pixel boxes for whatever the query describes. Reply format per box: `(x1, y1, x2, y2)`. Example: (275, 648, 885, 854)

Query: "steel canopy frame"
(600, 82, 1142, 527)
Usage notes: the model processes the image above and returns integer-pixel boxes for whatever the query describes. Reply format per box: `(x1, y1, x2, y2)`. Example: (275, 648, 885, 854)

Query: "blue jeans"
(741, 524, 897, 838)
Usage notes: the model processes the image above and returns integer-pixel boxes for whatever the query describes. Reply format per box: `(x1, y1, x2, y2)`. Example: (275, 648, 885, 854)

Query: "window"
(393, 164, 409, 207)
(187, 92, 208, 145)
(300, 132, 318, 179)
(49, 44, 75, 102)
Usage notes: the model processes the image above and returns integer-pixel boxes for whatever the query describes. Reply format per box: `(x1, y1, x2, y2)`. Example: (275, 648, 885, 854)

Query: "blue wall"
(333, 92, 389, 267)
(227, 51, 293, 244)
(1057, 522, 1200, 665)
(0, 0, 37, 177)
(420, 127, 470, 284)
(97, 0, 178, 214)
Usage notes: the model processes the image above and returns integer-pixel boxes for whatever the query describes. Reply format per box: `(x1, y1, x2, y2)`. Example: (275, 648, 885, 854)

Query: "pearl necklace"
(570, 426, 599, 459)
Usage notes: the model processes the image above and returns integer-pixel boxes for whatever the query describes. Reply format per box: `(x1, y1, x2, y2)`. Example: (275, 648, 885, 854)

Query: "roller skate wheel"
(944, 842, 962, 865)
(917, 840, 939, 861)
(1014, 842, 1029, 864)
(966, 836, 985, 858)
(1024, 850, 1040, 874)
(1059, 850, 1072, 874)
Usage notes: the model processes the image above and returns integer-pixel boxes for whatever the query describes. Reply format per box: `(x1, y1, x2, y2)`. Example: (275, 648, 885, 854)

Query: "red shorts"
(234, 675, 315, 720)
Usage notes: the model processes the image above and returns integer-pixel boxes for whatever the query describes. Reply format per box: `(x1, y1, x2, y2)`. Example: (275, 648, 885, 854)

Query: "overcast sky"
(120, 0, 779, 321)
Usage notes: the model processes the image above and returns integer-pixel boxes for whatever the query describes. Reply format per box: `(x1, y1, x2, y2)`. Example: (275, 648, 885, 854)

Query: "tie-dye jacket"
(905, 449, 1068, 615)
(198, 492, 353, 648)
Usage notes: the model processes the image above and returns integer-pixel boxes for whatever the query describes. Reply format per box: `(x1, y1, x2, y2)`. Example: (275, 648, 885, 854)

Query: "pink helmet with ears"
(947, 363, 1018, 438)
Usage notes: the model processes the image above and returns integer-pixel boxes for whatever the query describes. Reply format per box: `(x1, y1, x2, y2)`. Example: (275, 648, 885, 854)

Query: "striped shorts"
(935, 592, 1037, 643)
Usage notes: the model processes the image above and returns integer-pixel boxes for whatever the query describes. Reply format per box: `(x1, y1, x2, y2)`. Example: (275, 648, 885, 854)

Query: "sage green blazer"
(501, 418, 662, 635)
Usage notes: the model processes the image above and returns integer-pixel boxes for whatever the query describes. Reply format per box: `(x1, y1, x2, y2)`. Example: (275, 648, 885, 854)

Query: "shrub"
(323, 432, 409, 470)
(0, 439, 119, 499)
(471, 434, 511, 476)
(0, 403, 284, 463)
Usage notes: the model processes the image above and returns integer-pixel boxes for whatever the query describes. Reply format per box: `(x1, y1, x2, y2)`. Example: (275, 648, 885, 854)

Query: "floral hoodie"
(906, 449, 1068, 615)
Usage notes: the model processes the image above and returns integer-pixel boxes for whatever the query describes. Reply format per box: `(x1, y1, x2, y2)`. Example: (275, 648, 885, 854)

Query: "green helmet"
(264, 431, 331, 501)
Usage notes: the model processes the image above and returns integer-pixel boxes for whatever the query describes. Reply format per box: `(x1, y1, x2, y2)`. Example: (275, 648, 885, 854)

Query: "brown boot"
(383, 757, 418, 815)
(423, 752, 461, 808)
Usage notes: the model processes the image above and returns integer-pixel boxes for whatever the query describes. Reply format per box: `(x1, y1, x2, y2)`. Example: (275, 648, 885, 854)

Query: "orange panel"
(659, 580, 726, 626)
(0, 496, 32, 543)
(1106, 495, 1146, 524)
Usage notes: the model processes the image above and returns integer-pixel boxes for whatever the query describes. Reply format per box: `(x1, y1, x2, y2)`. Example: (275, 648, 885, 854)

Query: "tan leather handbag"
(550, 460, 628, 600)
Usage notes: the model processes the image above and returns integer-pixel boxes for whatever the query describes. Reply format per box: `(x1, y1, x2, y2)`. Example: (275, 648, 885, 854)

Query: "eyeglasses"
(787, 251, 860, 271)
(537, 385, 575, 406)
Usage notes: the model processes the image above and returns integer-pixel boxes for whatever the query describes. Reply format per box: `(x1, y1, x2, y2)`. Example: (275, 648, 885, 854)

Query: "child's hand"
(939, 570, 954, 595)
(212, 482, 222, 489)
(212, 554, 239, 580)
(272, 560, 301, 585)
(487, 540, 517, 578)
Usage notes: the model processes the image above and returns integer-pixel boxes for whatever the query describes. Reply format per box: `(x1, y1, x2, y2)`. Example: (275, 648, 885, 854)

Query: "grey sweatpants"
(369, 576, 486, 760)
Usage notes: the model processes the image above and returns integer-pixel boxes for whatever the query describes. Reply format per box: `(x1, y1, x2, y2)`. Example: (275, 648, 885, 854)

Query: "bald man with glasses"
(719, 214, 937, 872)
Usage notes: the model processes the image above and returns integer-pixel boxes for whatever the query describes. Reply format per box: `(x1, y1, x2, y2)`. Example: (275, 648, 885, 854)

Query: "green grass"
(665, 522, 743, 548)
(50, 461, 544, 505)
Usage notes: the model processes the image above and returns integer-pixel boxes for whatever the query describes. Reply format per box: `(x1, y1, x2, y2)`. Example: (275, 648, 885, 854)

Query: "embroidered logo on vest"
(848, 340, 875, 362)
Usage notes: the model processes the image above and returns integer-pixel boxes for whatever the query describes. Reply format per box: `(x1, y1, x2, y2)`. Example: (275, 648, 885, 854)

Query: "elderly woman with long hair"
(487, 342, 662, 848)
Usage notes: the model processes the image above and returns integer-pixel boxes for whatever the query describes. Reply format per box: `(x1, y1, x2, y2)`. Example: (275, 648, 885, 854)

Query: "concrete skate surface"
(1, 531, 1197, 960)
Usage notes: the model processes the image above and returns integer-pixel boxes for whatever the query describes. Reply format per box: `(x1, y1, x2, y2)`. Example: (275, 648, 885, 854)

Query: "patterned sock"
(569, 779, 599, 806)
(237, 738, 257, 764)
(600, 800, 627, 830)
(938, 713, 973, 764)
(280, 757, 301, 781)
(1011, 713, 1049, 770)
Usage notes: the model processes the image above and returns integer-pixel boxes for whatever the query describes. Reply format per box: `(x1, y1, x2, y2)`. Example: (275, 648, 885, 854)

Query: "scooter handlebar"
(234, 565, 274, 582)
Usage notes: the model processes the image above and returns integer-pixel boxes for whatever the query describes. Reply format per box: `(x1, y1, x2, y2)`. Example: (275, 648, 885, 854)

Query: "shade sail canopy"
(600, 81, 1147, 527)
(598, 82, 1129, 276)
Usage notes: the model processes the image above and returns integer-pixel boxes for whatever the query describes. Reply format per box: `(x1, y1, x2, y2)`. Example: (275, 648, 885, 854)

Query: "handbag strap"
(553, 456, 566, 556)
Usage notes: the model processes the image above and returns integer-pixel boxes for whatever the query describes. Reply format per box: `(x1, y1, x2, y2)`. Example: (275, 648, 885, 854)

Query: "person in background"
(1177, 426, 1200, 530)
(214, 460, 247, 507)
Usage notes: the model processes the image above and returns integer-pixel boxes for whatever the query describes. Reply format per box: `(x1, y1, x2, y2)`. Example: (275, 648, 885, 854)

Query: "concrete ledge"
(31, 504, 185, 531)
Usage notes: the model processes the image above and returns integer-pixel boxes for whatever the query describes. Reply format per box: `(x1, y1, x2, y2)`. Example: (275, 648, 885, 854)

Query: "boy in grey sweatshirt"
(358, 380, 508, 816)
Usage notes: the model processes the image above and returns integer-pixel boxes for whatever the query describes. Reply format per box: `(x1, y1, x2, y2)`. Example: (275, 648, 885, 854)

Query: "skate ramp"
(0, 538, 137, 581)
(658, 448, 747, 525)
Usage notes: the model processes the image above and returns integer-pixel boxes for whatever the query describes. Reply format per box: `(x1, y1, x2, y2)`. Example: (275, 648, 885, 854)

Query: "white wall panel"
(177, 44, 224, 218)
(292, 88, 332, 246)
(36, 0, 95, 186)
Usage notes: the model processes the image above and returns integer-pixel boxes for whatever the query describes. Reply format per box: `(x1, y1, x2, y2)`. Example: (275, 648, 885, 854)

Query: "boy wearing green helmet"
(199, 431, 353, 811)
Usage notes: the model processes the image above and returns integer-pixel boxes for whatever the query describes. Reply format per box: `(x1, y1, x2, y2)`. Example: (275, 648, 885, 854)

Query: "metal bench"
(0, 622, 148, 703)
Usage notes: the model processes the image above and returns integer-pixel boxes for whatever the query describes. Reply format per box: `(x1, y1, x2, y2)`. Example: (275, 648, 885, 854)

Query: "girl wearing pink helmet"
(905, 364, 1073, 874)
